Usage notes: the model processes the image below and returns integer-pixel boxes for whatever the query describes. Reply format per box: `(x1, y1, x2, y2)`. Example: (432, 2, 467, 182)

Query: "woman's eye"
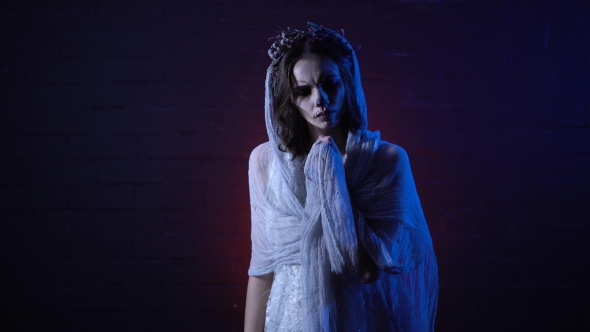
(295, 88, 311, 96)
(321, 79, 339, 91)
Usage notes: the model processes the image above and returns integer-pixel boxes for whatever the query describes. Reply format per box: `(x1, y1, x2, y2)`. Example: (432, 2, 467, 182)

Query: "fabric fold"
(300, 139, 361, 331)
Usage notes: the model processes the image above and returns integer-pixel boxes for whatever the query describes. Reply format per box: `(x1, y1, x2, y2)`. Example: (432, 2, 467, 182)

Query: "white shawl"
(248, 46, 438, 331)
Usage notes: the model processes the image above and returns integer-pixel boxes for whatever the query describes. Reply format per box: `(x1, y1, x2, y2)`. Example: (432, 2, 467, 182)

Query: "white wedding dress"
(255, 144, 307, 331)
(265, 264, 303, 331)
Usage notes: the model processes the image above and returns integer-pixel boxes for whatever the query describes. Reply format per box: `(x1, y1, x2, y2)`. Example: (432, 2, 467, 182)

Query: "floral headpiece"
(267, 22, 360, 88)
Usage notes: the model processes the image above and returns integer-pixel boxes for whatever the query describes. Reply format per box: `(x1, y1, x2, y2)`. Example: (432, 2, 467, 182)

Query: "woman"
(244, 22, 438, 332)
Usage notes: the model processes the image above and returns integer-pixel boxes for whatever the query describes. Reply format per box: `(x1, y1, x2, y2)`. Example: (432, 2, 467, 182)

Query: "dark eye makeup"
(320, 76, 341, 89)
(321, 79, 336, 90)
(294, 86, 311, 96)
(294, 76, 340, 97)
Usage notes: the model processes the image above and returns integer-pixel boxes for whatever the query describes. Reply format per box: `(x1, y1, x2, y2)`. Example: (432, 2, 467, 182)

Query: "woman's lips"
(314, 109, 332, 118)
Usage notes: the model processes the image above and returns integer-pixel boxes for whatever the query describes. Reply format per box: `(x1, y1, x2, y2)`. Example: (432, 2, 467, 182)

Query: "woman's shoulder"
(375, 140, 409, 165)
(370, 140, 414, 181)
(249, 141, 273, 170)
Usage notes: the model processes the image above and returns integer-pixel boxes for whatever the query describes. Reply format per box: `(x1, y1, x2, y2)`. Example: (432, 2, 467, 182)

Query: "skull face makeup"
(292, 56, 345, 132)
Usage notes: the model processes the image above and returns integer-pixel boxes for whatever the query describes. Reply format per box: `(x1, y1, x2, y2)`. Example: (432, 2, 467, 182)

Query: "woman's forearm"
(307, 140, 379, 283)
(244, 273, 274, 332)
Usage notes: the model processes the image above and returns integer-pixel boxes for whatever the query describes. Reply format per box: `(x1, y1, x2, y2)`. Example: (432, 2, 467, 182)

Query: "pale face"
(291, 56, 345, 132)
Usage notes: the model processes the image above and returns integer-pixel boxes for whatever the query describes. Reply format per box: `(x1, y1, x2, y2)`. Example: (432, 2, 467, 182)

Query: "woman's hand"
(317, 135, 345, 160)
(318, 134, 332, 144)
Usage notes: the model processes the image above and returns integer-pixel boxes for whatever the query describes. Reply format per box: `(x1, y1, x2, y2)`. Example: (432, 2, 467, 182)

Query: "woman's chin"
(311, 115, 340, 128)
(311, 120, 337, 131)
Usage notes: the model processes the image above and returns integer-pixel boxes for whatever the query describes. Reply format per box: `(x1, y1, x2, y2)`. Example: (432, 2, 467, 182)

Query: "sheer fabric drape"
(249, 128, 437, 331)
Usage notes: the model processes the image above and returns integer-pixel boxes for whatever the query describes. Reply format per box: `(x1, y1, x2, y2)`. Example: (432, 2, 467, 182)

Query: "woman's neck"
(306, 122, 348, 156)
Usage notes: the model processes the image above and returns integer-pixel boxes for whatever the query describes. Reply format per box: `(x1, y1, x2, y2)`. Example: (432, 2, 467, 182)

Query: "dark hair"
(272, 41, 362, 158)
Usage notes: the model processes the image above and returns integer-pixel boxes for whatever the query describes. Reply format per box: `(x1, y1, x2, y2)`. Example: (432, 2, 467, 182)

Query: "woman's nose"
(315, 93, 324, 106)
(315, 88, 329, 107)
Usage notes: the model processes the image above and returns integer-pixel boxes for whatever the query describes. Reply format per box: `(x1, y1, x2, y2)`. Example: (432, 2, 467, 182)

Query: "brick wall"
(1, 1, 588, 331)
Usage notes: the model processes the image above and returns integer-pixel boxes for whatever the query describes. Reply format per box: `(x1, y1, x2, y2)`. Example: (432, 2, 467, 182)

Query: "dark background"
(1, 0, 589, 331)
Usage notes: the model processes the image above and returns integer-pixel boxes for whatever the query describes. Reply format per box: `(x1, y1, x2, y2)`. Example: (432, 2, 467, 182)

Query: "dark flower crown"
(267, 22, 360, 88)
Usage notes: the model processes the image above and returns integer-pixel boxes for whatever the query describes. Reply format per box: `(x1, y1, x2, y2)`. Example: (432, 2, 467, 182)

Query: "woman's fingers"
(318, 135, 332, 144)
